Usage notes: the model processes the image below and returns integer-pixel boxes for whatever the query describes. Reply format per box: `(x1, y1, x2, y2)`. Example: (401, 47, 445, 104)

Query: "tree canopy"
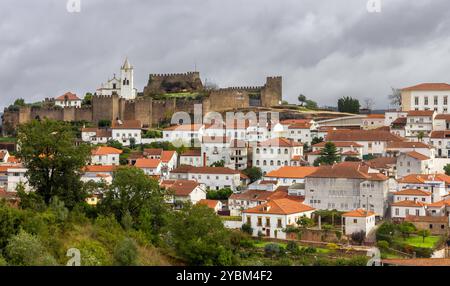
(338, 96, 360, 114)
(314, 142, 341, 166)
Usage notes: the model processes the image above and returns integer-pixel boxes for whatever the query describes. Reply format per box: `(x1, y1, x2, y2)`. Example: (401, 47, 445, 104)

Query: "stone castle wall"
(2, 74, 282, 133)
(143, 72, 203, 96)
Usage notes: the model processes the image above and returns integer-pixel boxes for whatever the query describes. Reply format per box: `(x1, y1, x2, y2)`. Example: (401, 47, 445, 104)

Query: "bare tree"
(388, 87, 402, 106)
(363, 98, 375, 110)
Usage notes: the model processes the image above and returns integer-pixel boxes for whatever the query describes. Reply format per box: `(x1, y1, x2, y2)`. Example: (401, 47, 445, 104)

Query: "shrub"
(351, 230, 366, 245)
(264, 243, 281, 258)
(76, 239, 111, 266)
(377, 240, 390, 251)
(286, 241, 300, 255)
(326, 243, 339, 251)
(241, 223, 253, 235)
(114, 238, 138, 266)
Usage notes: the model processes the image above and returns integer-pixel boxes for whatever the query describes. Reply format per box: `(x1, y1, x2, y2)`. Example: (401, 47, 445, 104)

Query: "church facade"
(95, 58, 137, 100)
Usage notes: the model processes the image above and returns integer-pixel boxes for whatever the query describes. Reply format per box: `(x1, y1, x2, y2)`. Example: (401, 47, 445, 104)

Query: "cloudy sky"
(1, 0, 450, 110)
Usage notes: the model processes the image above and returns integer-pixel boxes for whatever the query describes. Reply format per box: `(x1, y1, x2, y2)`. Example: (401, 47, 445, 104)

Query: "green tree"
(166, 204, 234, 266)
(351, 231, 366, 245)
(206, 188, 233, 200)
(311, 137, 324, 146)
(417, 131, 425, 142)
(388, 87, 401, 106)
(13, 98, 26, 107)
(211, 160, 225, 167)
(398, 222, 416, 239)
(444, 164, 450, 176)
(242, 167, 262, 183)
(314, 142, 341, 166)
(82, 93, 93, 106)
(107, 140, 123, 150)
(338, 96, 360, 114)
(114, 238, 138, 266)
(16, 119, 91, 208)
(5, 230, 57, 266)
(98, 119, 111, 128)
(298, 94, 307, 106)
(417, 229, 431, 243)
(100, 167, 168, 244)
(305, 99, 318, 109)
(129, 137, 137, 150)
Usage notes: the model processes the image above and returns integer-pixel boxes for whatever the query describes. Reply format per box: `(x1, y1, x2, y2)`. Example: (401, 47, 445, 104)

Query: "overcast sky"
(1, 0, 450, 110)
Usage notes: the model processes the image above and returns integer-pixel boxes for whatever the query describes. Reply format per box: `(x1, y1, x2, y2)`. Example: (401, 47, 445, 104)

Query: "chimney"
(203, 152, 207, 167)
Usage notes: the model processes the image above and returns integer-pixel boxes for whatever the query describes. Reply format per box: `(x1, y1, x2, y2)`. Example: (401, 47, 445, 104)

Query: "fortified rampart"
(2, 72, 282, 134)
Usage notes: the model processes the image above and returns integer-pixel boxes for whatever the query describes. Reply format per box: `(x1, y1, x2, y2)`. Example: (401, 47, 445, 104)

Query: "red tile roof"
(342, 209, 375, 217)
(383, 258, 450, 266)
(135, 159, 161, 169)
(143, 148, 163, 156)
(426, 198, 450, 208)
(365, 157, 397, 169)
(326, 130, 404, 142)
(401, 83, 450, 91)
(434, 114, 450, 121)
(161, 150, 176, 163)
(307, 162, 388, 181)
(202, 136, 230, 144)
(386, 141, 431, 149)
(397, 174, 450, 185)
(181, 149, 202, 157)
(161, 180, 202, 196)
(197, 199, 220, 209)
(258, 137, 303, 147)
(313, 141, 363, 148)
(265, 166, 318, 179)
(391, 200, 426, 207)
(111, 120, 142, 129)
(403, 151, 430, 161)
(430, 131, 450, 139)
(163, 124, 203, 132)
(91, 146, 123, 156)
(55, 92, 80, 101)
(243, 198, 314, 215)
(394, 189, 431, 196)
(84, 165, 117, 172)
(407, 110, 435, 117)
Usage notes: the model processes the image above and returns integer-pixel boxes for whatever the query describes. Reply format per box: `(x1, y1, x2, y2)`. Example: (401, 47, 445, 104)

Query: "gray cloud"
(1, 0, 450, 110)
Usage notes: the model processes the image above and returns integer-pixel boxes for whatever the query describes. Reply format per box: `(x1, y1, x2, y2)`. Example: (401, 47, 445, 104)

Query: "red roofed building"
(405, 110, 435, 140)
(242, 198, 315, 239)
(342, 209, 376, 236)
(90, 146, 122, 166)
(197, 199, 223, 213)
(325, 129, 404, 156)
(169, 166, 241, 191)
(160, 179, 206, 205)
(55, 92, 82, 108)
(401, 83, 450, 114)
(180, 149, 203, 167)
(304, 162, 389, 216)
(111, 120, 142, 146)
(135, 158, 162, 176)
(253, 137, 304, 174)
(396, 151, 432, 178)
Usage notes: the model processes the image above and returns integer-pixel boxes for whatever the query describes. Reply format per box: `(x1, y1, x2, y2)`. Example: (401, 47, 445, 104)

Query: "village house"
(81, 128, 112, 144)
(252, 138, 303, 174)
(362, 114, 385, 130)
(432, 114, 450, 131)
(197, 199, 223, 213)
(169, 166, 241, 191)
(179, 149, 203, 167)
(229, 139, 249, 170)
(0, 165, 30, 193)
(54, 92, 82, 108)
(400, 83, 450, 114)
(304, 162, 390, 217)
(201, 136, 233, 168)
(285, 121, 313, 145)
(342, 209, 376, 237)
(163, 124, 205, 146)
(405, 110, 435, 140)
(397, 174, 450, 202)
(429, 131, 450, 158)
(404, 215, 449, 236)
(365, 157, 397, 178)
(81, 165, 116, 184)
(385, 111, 408, 127)
(325, 129, 404, 157)
(307, 141, 363, 164)
(90, 146, 122, 166)
(396, 151, 433, 178)
(160, 179, 207, 205)
(134, 158, 163, 176)
(111, 119, 142, 146)
(263, 166, 318, 188)
(390, 117, 407, 137)
(242, 198, 315, 239)
(385, 141, 434, 158)
(391, 200, 427, 220)
(393, 189, 432, 204)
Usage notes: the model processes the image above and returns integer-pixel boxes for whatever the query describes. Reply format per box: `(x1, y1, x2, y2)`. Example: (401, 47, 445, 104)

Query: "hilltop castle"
(2, 59, 282, 134)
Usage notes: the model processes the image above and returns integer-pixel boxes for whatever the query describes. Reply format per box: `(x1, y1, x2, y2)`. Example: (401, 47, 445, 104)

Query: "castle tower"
(120, 57, 137, 100)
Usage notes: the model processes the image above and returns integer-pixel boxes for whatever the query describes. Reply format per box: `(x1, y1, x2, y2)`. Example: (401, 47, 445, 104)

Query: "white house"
(160, 179, 207, 205)
(161, 150, 178, 172)
(163, 124, 205, 146)
(83, 165, 117, 181)
(385, 111, 408, 127)
(430, 131, 450, 158)
(81, 128, 112, 144)
(393, 189, 432, 204)
(201, 136, 233, 168)
(400, 83, 450, 114)
(55, 92, 82, 108)
(180, 149, 203, 167)
(391, 200, 427, 219)
(111, 120, 142, 146)
(197, 199, 223, 213)
(263, 166, 318, 187)
(229, 139, 249, 170)
(135, 159, 163, 176)
(90, 146, 122, 166)
(396, 151, 432, 178)
(253, 138, 303, 174)
(242, 198, 315, 239)
(385, 141, 434, 158)
(169, 166, 242, 191)
(405, 110, 435, 140)
(285, 121, 313, 145)
(325, 129, 405, 156)
(397, 174, 450, 202)
(96, 58, 137, 100)
(4, 166, 29, 192)
(362, 114, 385, 130)
(342, 209, 376, 237)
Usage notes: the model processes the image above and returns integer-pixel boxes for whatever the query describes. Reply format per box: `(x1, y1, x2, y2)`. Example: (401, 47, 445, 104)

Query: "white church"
(96, 58, 137, 100)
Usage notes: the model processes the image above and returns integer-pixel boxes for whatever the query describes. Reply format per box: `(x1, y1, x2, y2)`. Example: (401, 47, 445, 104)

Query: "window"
(395, 208, 399, 216)
(277, 219, 282, 228)
(257, 217, 262, 226)
(445, 96, 448, 105)
(415, 209, 420, 216)
(353, 219, 357, 224)
(265, 218, 270, 227)
(424, 97, 429, 105)
(414, 97, 419, 105)
(434, 96, 438, 105)
(246, 217, 251, 225)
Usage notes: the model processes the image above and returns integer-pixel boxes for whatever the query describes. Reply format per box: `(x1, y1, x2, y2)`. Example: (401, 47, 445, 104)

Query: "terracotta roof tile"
(403, 151, 430, 161)
(386, 141, 431, 149)
(161, 150, 176, 163)
(265, 166, 318, 179)
(395, 189, 431, 196)
(258, 137, 303, 147)
(407, 110, 435, 116)
(401, 83, 450, 91)
(181, 149, 202, 157)
(161, 180, 201, 196)
(326, 130, 404, 142)
(342, 209, 375, 217)
(91, 146, 123, 156)
(313, 141, 363, 148)
(197, 199, 220, 209)
(55, 92, 80, 101)
(391, 200, 426, 207)
(135, 159, 161, 169)
(171, 165, 240, 175)
(243, 198, 314, 215)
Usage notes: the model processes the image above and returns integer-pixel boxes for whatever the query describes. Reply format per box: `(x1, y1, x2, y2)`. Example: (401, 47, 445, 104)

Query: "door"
(266, 229, 270, 237)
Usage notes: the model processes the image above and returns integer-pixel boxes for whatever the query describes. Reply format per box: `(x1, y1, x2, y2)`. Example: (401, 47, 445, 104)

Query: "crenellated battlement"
(149, 71, 199, 78)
